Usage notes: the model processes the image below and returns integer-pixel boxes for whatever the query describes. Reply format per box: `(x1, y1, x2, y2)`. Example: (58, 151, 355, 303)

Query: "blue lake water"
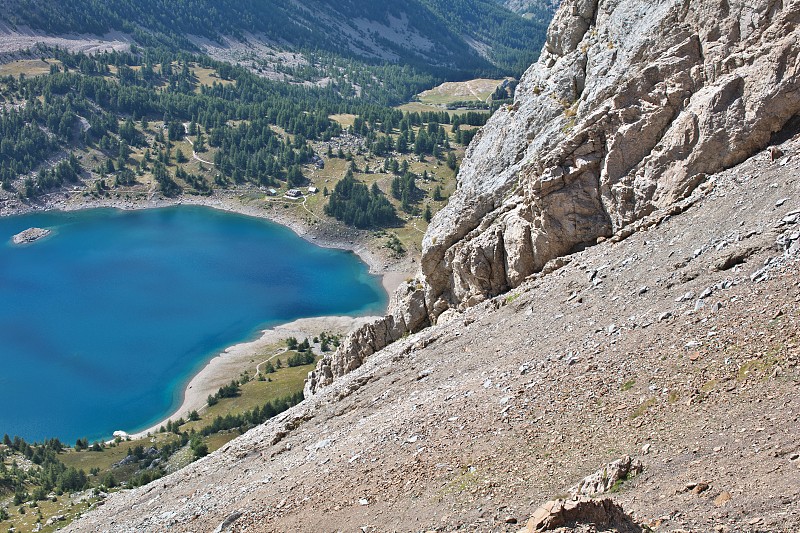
(0, 206, 386, 443)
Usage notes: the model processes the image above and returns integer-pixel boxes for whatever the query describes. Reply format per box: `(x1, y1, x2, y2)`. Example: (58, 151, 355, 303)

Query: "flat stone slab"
(12, 227, 51, 245)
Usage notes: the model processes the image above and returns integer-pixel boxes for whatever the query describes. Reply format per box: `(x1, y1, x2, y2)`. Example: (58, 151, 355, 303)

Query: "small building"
(311, 155, 325, 169)
(266, 188, 278, 196)
(308, 186, 318, 194)
(286, 189, 302, 198)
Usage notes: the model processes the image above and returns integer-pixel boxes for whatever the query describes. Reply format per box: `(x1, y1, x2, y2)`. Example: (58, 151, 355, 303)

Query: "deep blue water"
(0, 206, 386, 443)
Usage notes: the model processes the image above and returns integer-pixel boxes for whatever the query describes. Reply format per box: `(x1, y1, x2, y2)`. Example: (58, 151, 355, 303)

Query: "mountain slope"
(303, 0, 800, 395)
(0, 0, 547, 75)
(66, 134, 800, 531)
(59, 0, 800, 529)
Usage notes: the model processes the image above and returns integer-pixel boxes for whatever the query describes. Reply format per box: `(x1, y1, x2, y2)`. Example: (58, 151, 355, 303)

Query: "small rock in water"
(12, 227, 51, 245)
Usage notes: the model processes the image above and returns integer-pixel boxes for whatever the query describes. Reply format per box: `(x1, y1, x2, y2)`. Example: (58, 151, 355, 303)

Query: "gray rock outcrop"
(307, 0, 800, 394)
(424, 0, 800, 317)
(569, 455, 643, 497)
(305, 279, 430, 395)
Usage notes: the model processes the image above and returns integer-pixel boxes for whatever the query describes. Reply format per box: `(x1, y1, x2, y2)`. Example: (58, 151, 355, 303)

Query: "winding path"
(186, 137, 214, 166)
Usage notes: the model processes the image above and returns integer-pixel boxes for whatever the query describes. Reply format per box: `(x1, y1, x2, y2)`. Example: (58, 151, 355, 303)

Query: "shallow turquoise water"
(0, 206, 386, 443)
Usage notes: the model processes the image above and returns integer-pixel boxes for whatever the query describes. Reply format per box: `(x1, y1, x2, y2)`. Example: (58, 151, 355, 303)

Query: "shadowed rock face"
(307, 0, 800, 394)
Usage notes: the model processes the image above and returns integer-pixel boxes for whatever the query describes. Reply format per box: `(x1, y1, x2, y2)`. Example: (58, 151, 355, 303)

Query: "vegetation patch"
(630, 398, 657, 419)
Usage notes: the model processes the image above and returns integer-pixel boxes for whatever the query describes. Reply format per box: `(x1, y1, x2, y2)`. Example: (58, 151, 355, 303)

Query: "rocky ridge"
(68, 132, 800, 532)
(306, 0, 800, 394)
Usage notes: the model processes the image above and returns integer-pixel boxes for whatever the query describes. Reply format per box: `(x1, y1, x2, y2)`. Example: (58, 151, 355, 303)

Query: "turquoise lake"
(0, 206, 386, 443)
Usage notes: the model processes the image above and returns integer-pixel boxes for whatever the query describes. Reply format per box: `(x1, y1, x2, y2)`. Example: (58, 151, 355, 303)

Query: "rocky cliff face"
(307, 0, 800, 394)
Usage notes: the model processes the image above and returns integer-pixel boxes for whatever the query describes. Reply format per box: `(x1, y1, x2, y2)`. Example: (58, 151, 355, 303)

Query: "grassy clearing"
(43, 352, 314, 494)
(284, 143, 459, 254)
(0, 59, 60, 78)
(192, 65, 235, 91)
(418, 78, 506, 105)
(58, 433, 178, 475)
(0, 496, 98, 533)
(396, 102, 481, 115)
(181, 358, 315, 434)
(329, 114, 358, 128)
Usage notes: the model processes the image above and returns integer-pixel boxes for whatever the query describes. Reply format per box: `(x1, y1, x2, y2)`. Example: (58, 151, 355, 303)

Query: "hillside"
(59, 0, 800, 530)
(0, 0, 547, 76)
(66, 134, 800, 532)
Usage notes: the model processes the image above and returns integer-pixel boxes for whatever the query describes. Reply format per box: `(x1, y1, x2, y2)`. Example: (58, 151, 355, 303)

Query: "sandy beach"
(125, 315, 379, 439)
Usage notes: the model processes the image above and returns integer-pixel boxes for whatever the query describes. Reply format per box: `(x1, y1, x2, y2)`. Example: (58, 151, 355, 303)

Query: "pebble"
(676, 291, 695, 302)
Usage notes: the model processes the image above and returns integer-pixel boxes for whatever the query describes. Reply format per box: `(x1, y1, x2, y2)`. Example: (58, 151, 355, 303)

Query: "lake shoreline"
(124, 315, 379, 440)
(2, 189, 414, 444)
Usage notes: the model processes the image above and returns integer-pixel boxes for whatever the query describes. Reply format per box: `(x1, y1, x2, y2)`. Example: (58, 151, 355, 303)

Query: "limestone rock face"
(422, 0, 800, 318)
(305, 280, 429, 395)
(308, 0, 800, 394)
